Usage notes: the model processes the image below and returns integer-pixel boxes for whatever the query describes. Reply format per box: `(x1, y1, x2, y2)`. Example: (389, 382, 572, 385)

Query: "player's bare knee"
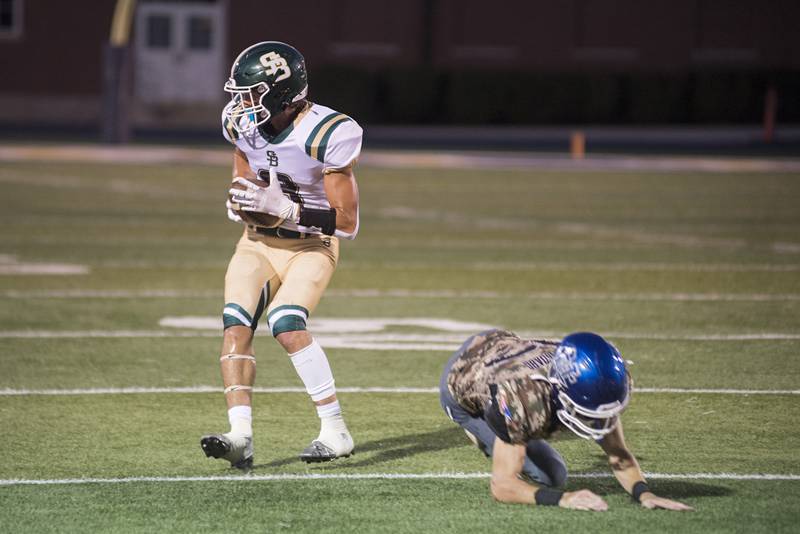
(490, 477, 511, 503)
(221, 325, 254, 355)
(222, 298, 265, 354)
(276, 330, 312, 353)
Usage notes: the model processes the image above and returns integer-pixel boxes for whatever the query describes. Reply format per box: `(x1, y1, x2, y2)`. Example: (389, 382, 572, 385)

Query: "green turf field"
(1, 153, 799, 532)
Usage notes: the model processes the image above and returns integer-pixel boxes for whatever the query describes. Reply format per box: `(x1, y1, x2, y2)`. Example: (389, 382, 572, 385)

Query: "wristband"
(299, 206, 337, 235)
(534, 487, 564, 506)
(631, 481, 651, 503)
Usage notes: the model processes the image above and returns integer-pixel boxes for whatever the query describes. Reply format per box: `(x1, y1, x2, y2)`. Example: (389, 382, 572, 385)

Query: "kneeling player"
(441, 330, 693, 511)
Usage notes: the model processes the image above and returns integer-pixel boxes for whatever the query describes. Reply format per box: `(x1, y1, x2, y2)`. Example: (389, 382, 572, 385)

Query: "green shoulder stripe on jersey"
(223, 118, 240, 141)
(305, 113, 340, 155)
(316, 116, 351, 163)
(305, 112, 351, 162)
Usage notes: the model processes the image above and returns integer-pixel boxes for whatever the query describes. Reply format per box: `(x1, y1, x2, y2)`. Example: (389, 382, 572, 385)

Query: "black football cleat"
(200, 433, 253, 471)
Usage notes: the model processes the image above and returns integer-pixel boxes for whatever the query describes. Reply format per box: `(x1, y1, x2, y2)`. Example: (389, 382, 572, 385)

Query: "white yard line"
(0, 254, 89, 275)
(1, 472, 798, 486)
(381, 206, 750, 250)
(634, 388, 800, 394)
(464, 262, 800, 272)
(1, 289, 219, 298)
(378, 206, 798, 254)
(0, 386, 437, 396)
(0, 263, 89, 275)
(5, 288, 800, 302)
(3, 330, 800, 343)
(0, 145, 231, 166)
(0, 330, 221, 338)
(3, 259, 795, 272)
(579, 332, 800, 341)
(1, 386, 796, 396)
(330, 289, 800, 302)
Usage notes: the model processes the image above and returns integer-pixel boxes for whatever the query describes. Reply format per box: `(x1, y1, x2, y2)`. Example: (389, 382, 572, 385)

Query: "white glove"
(228, 168, 299, 223)
(225, 199, 243, 223)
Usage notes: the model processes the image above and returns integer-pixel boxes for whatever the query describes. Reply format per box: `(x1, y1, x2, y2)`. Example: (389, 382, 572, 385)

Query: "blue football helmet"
(548, 332, 631, 440)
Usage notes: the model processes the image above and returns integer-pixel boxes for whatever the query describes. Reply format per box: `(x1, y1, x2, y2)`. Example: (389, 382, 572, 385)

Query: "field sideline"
(1, 146, 799, 532)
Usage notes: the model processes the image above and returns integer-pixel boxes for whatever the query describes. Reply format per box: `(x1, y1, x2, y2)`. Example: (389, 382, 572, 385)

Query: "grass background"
(1, 153, 799, 532)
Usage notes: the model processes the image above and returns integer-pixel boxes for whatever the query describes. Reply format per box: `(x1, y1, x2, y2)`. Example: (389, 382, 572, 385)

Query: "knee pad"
(222, 283, 270, 331)
(267, 304, 309, 337)
(223, 302, 254, 329)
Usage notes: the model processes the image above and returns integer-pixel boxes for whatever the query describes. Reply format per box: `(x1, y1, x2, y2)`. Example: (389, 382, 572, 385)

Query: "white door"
(135, 1, 226, 104)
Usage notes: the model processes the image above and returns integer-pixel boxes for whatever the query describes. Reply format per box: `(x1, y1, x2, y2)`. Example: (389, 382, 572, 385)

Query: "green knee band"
(271, 314, 307, 336)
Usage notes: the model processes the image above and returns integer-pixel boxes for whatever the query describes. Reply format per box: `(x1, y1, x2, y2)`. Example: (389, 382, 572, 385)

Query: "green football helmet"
(223, 41, 308, 135)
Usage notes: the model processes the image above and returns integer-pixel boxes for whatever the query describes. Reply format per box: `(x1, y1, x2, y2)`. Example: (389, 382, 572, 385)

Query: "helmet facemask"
(554, 385, 629, 440)
(223, 80, 271, 135)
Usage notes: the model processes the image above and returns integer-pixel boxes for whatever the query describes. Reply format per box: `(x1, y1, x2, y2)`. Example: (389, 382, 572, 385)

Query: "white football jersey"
(222, 103, 363, 237)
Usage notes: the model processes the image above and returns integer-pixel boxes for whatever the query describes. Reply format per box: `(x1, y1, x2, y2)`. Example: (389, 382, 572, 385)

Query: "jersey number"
(257, 168, 303, 204)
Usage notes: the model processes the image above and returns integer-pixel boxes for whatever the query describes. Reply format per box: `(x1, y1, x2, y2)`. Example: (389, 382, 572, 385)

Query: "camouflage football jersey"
(447, 329, 560, 444)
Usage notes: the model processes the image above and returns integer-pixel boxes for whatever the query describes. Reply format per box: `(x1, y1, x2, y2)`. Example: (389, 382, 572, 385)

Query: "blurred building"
(0, 0, 798, 133)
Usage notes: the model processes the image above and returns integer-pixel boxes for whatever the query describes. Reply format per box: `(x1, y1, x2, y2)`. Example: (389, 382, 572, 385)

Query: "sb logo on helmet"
(259, 52, 291, 82)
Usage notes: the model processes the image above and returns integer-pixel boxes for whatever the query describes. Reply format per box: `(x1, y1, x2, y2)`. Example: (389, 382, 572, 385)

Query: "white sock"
(228, 405, 252, 437)
(318, 400, 348, 434)
(289, 339, 336, 402)
(316, 400, 351, 449)
(316, 400, 341, 419)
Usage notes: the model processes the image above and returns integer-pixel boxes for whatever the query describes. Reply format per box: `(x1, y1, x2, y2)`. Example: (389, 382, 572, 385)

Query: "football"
(228, 175, 284, 228)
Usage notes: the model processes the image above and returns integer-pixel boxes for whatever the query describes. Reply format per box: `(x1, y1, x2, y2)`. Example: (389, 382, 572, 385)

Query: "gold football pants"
(222, 227, 338, 335)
